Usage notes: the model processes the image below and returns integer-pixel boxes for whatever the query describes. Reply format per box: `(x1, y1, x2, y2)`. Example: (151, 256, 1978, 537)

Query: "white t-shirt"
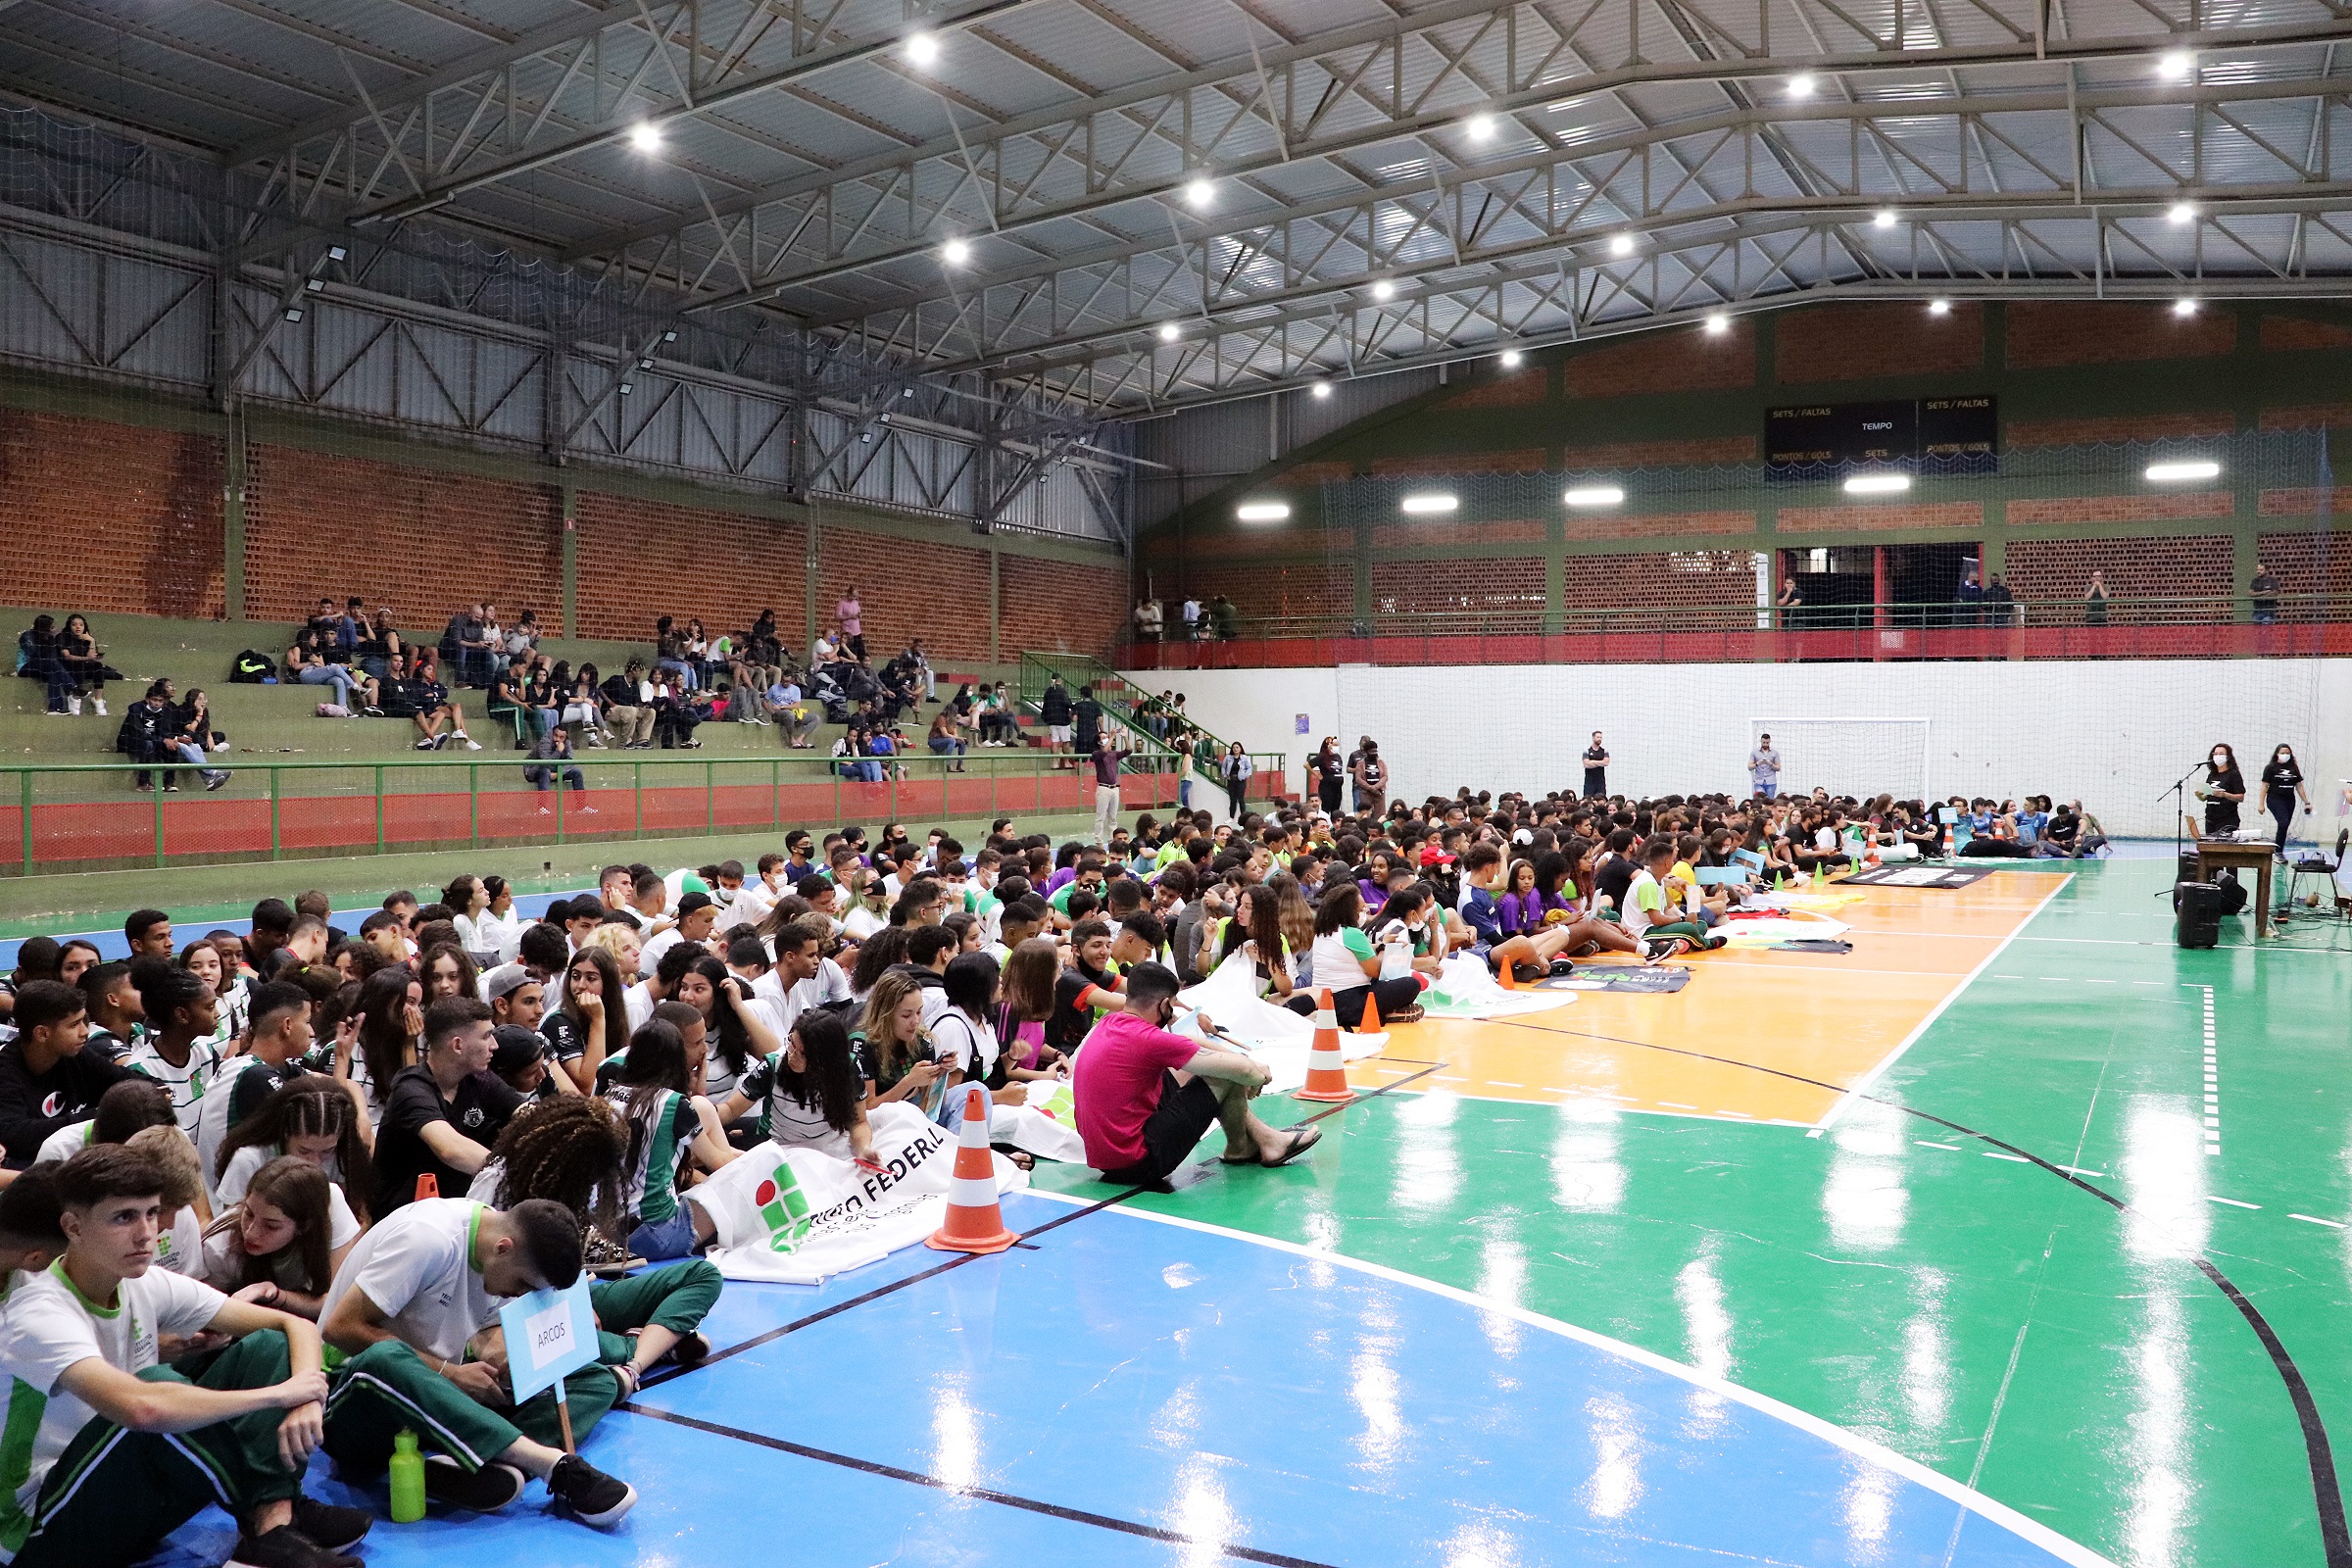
(1624, 868, 1669, 936)
(0, 1262, 227, 1514)
(319, 1199, 498, 1364)
(202, 1188, 362, 1294)
(638, 927, 687, 978)
(929, 1008, 998, 1079)
(33, 1122, 91, 1166)
(123, 1037, 222, 1136)
(623, 983, 655, 1033)
(153, 1206, 205, 1278)
(752, 958, 853, 1039)
(842, 904, 885, 942)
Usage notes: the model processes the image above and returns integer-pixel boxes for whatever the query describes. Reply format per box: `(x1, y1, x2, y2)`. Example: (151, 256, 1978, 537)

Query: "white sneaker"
(461, 736, 482, 751)
(91, 698, 107, 716)
(65, 696, 81, 715)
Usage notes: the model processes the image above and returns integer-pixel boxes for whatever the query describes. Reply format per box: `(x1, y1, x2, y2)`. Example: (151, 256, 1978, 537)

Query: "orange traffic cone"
(1295, 990, 1357, 1103)
(926, 1086, 1019, 1253)
(1356, 987, 1382, 1033)
(415, 1173, 439, 1201)
(1497, 959, 1518, 991)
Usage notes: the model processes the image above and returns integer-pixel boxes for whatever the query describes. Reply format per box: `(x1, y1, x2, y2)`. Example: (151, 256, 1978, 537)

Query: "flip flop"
(1219, 1151, 1261, 1166)
(1263, 1124, 1323, 1167)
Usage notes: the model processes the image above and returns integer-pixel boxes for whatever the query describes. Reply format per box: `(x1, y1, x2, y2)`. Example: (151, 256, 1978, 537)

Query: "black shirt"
(0, 1044, 135, 1168)
(1046, 963, 1114, 1054)
(373, 1063, 523, 1215)
(1594, 857, 1637, 911)
(2262, 759, 2303, 793)
(1073, 698, 1103, 750)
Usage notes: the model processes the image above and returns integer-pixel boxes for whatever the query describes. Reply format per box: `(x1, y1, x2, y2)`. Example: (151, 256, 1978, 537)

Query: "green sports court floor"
(1025, 856, 2352, 1568)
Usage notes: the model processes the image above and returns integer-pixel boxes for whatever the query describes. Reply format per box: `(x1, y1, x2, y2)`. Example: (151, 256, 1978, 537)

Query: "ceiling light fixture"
(1399, 493, 1459, 514)
(1843, 473, 1912, 495)
(941, 237, 970, 265)
(627, 121, 662, 153)
(1609, 233, 1636, 257)
(1928, 298, 1952, 315)
(2146, 460, 2221, 482)
(1564, 486, 1626, 507)
(1873, 209, 1897, 228)
(2169, 201, 2196, 224)
(1371, 279, 1397, 301)
(1703, 313, 1730, 334)
(1499, 348, 1524, 368)
(906, 31, 941, 67)
(2175, 297, 2199, 317)
(1789, 74, 1817, 97)
(1157, 321, 1182, 342)
(1467, 114, 1496, 140)
(2158, 49, 2193, 79)
(1184, 176, 1214, 209)
(1311, 381, 1334, 399)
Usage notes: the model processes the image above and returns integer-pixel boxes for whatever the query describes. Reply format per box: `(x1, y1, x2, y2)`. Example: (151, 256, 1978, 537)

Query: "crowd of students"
(0, 748, 2120, 1567)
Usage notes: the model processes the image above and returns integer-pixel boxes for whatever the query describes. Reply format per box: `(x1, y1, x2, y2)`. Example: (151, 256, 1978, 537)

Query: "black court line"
(618, 1404, 1343, 1568)
(1485, 1014, 2352, 1568)
(633, 1060, 1443, 1395)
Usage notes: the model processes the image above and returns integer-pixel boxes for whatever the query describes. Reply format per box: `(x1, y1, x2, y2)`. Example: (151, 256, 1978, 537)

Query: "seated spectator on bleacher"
(654, 615, 700, 691)
(285, 627, 378, 716)
(601, 661, 656, 750)
(400, 651, 480, 752)
(165, 687, 231, 793)
(54, 614, 112, 714)
(334, 596, 367, 656)
(355, 608, 402, 681)
(524, 727, 593, 810)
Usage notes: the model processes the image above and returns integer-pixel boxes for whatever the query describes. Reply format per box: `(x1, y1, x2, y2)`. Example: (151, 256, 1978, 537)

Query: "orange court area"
(1345, 870, 2072, 1128)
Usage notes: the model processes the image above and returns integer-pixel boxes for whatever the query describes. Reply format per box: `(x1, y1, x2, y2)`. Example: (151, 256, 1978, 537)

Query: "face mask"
(2212, 753, 2227, 766)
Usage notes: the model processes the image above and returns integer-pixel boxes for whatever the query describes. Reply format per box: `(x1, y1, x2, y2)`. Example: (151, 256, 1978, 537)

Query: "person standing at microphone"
(2194, 743, 2246, 838)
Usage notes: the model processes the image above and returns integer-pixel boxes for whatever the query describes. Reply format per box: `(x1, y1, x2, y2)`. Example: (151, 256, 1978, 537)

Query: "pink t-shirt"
(1072, 1011, 1199, 1171)
(837, 598, 861, 636)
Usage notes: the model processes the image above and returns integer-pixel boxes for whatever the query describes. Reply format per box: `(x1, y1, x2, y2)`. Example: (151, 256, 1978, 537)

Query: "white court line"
(2208, 1196, 2260, 1209)
(2060, 1165, 2108, 1178)
(1814, 873, 2074, 1132)
(1915, 1140, 1962, 1151)
(2291, 1213, 2346, 1229)
(1658, 1102, 1698, 1109)
(1016, 1194, 2122, 1568)
(1984, 1152, 2031, 1163)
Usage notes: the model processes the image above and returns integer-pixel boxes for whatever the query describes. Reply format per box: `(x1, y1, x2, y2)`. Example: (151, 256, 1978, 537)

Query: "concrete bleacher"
(0, 607, 1026, 776)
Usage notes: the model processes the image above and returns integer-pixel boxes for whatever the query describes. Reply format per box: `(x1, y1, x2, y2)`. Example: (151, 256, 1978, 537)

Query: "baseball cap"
(489, 1024, 546, 1077)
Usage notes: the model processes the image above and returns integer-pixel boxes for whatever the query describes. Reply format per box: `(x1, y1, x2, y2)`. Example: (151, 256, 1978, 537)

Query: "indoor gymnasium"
(0, 3, 2348, 1567)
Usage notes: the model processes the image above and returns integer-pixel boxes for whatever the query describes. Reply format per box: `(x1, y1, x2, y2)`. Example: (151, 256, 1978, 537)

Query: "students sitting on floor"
(0, 1146, 373, 1568)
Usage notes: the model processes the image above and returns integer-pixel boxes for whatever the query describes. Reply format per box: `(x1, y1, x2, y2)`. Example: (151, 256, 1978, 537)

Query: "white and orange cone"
(1294, 989, 1357, 1103)
(926, 1085, 1020, 1253)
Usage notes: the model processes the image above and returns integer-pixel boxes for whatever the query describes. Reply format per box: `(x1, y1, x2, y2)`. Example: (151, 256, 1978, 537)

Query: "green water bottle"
(388, 1429, 426, 1523)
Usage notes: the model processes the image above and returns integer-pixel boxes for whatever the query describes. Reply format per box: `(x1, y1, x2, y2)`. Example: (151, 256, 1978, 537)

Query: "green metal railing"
(0, 751, 1232, 875)
(1016, 651, 1277, 786)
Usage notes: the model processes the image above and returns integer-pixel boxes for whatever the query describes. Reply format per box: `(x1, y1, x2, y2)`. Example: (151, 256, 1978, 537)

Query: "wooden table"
(2197, 839, 2278, 938)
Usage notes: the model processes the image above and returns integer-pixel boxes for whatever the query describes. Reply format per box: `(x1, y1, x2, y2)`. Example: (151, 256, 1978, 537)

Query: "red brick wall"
(2007, 492, 2235, 526)
(0, 409, 223, 618)
(1367, 449, 1548, 477)
(2260, 316, 2352, 353)
(1562, 510, 1755, 541)
(1369, 558, 1544, 618)
(812, 527, 990, 662)
(1370, 517, 1549, 550)
(2008, 412, 2236, 447)
(1174, 563, 1349, 621)
(1562, 435, 1756, 467)
(1777, 302, 1985, 383)
(999, 555, 1128, 657)
(573, 492, 799, 644)
(2262, 404, 2352, 432)
(2256, 530, 2352, 614)
(1777, 501, 1983, 533)
(1435, 368, 1546, 410)
(245, 445, 561, 628)
(2002, 534, 2233, 615)
(1561, 551, 1757, 611)
(1565, 320, 1755, 398)
(2259, 489, 2352, 517)
(2004, 303, 2238, 368)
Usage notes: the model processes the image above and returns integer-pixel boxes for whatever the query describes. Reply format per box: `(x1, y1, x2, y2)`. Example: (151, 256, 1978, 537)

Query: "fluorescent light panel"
(1399, 493, 1459, 514)
(1564, 487, 1625, 507)
(2145, 460, 2221, 482)
(1843, 473, 1911, 495)
(1236, 502, 1291, 521)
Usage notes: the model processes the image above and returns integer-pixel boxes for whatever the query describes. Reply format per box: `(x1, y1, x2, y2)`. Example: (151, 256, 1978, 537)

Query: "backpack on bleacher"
(229, 649, 275, 684)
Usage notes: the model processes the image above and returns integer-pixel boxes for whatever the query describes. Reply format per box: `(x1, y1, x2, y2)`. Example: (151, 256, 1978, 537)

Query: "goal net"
(1748, 719, 1930, 803)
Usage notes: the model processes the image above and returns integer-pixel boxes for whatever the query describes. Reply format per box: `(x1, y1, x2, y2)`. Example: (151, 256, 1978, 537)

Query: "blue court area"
(157, 1191, 2102, 1568)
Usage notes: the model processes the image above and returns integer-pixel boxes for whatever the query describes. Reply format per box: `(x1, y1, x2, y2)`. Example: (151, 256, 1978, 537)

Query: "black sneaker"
(548, 1452, 637, 1528)
(225, 1525, 360, 1568)
(1547, 957, 1577, 978)
(668, 1329, 710, 1369)
(291, 1494, 373, 1551)
(423, 1454, 526, 1512)
(1511, 961, 1545, 984)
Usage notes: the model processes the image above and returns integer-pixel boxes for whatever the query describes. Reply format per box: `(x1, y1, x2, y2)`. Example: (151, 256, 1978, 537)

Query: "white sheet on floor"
(1156, 952, 1387, 1092)
(1419, 954, 1575, 1019)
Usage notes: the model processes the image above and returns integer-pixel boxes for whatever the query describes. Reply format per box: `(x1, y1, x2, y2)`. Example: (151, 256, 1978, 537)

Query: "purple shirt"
(1092, 748, 1128, 788)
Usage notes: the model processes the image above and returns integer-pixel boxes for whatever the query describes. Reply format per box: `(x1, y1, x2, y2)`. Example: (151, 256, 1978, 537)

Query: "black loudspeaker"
(2176, 882, 2225, 949)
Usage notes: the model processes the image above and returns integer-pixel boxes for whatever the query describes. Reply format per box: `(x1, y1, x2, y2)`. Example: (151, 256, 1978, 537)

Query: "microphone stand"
(2160, 760, 2205, 882)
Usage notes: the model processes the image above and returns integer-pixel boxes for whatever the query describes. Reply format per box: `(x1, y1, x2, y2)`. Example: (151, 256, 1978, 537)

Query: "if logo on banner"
(755, 1167, 813, 1252)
